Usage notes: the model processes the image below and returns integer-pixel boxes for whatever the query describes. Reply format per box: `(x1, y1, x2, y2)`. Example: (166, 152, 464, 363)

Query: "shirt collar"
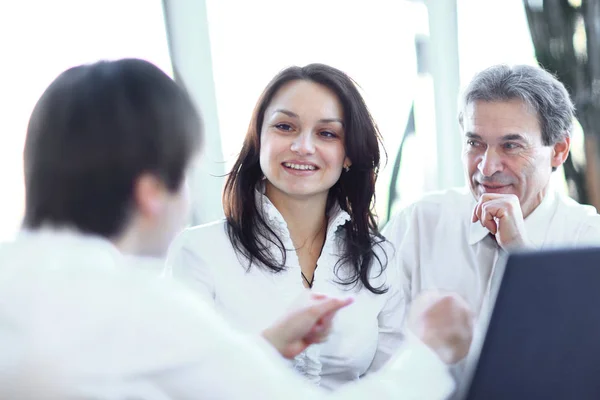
(16, 226, 123, 261)
(467, 188, 557, 246)
(254, 183, 351, 237)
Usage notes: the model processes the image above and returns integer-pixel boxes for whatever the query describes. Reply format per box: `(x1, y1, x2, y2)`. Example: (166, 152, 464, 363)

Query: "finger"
(284, 342, 308, 359)
(480, 204, 498, 234)
(312, 329, 332, 344)
(482, 198, 517, 232)
(472, 200, 484, 223)
(493, 205, 509, 221)
(307, 307, 339, 335)
(308, 312, 335, 335)
(308, 297, 353, 323)
(306, 314, 331, 335)
(305, 326, 332, 344)
(479, 193, 506, 202)
(475, 194, 514, 223)
(317, 309, 337, 328)
(481, 212, 498, 235)
(309, 293, 328, 301)
(480, 194, 520, 220)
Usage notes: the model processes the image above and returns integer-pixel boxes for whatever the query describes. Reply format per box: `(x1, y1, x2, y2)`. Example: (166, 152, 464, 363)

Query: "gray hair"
(458, 64, 575, 145)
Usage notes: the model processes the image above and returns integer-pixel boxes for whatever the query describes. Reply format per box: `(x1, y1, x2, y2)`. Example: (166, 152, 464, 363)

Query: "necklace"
(301, 245, 325, 289)
(301, 271, 314, 288)
(299, 217, 327, 289)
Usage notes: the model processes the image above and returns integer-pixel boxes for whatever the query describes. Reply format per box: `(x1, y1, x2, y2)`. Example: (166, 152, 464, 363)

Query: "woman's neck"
(265, 184, 328, 251)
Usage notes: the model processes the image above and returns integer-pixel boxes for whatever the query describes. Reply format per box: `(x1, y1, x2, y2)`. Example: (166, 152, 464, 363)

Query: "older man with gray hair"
(384, 64, 600, 333)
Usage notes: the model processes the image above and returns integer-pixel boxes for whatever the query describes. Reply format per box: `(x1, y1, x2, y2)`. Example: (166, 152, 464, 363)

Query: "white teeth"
(283, 162, 316, 171)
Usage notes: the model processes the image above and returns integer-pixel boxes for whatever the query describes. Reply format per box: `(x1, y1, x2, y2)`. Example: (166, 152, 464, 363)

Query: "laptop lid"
(466, 247, 600, 400)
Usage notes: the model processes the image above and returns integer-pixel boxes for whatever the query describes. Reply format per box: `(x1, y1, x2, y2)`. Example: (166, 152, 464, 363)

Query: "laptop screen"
(466, 247, 600, 400)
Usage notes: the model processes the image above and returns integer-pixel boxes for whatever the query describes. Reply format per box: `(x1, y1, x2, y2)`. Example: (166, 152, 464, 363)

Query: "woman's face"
(259, 80, 350, 204)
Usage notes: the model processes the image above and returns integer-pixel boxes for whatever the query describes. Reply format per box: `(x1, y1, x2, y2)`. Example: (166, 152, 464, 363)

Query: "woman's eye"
(275, 123, 293, 132)
(320, 131, 337, 138)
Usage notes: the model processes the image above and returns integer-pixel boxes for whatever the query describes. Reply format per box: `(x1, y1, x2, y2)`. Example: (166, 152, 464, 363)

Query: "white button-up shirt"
(384, 187, 600, 397)
(383, 186, 600, 315)
(165, 191, 406, 390)
(0, 229, 454, 400)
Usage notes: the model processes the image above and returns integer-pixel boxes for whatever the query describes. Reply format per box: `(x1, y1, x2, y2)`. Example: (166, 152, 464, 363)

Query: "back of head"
(23, 58, 202, 238)
(458, 64, 575, 146)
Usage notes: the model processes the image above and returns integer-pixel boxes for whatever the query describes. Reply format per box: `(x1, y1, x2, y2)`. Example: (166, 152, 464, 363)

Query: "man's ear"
(133, 174, 166, 218)
(551, 136, 570, 169)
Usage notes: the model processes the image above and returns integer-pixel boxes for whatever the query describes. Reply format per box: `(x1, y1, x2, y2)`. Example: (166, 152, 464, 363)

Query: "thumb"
(281, 341, 309, 359)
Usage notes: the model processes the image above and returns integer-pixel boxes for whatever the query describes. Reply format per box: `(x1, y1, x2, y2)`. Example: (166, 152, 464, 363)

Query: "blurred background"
(0, 0, 596, 241)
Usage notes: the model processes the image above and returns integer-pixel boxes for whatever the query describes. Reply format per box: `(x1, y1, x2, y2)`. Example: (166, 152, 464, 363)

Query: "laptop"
(465, 247, 600, 400)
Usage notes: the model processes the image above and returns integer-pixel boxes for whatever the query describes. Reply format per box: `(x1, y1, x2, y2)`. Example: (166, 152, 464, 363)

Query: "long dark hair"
(223, 63, 387, 294)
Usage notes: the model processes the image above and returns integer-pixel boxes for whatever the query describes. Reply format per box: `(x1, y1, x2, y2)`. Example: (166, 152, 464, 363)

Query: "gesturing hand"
(262, 293, 353, 359)
(407, 290, 474, 364)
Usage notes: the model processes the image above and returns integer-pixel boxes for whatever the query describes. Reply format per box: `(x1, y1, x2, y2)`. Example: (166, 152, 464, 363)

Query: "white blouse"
(165, 191, 406, 390)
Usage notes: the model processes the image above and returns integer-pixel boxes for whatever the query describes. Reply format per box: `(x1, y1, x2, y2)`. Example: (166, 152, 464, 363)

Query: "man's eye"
(504, 142, 520, 150)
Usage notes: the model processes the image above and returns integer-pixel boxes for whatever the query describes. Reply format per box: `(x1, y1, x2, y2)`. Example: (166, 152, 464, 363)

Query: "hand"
(261, 293, 353, 359)
(472, 193, 532, 249)
(407, 290, 474, 364)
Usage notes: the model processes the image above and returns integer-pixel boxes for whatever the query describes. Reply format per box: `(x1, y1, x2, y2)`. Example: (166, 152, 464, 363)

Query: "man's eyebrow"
(501, 133, 527, 141)
(465, 132, 483, 140)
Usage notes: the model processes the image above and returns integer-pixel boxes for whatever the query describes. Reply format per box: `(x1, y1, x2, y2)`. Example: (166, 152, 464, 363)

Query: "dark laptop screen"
(466, 248, 600, 400)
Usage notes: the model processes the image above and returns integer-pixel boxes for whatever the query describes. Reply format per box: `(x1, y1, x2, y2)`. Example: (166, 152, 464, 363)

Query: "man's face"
(461, 99, 568, 218)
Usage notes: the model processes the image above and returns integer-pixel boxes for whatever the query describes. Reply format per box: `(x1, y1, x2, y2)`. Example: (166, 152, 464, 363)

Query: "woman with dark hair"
(166, 63, 405, 389)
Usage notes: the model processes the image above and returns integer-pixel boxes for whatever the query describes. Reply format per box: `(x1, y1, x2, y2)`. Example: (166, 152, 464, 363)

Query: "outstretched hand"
(262, 293, 354, 359)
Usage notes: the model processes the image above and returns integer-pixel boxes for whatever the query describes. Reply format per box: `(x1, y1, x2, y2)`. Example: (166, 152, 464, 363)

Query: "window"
(0, 1, 171, 240)
(205, 0, 425, 221)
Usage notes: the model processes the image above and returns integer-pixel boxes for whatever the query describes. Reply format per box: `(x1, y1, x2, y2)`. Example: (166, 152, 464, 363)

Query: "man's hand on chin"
(472, 193, 534, 250)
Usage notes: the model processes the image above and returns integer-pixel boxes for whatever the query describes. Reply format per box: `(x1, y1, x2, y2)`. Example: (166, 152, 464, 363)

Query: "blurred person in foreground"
(0, 58, 472, 399)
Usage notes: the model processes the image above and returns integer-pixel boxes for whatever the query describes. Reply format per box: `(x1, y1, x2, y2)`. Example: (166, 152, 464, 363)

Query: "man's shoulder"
(555, 191, 599, 216)
(0, 234, 229, 377)
(383, 188, 473, 240)
(553, 191, 600, 231)
(0, 232, 118, 274)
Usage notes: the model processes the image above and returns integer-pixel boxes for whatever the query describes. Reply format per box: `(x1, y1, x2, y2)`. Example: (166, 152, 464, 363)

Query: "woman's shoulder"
(360, 234, 401, 293)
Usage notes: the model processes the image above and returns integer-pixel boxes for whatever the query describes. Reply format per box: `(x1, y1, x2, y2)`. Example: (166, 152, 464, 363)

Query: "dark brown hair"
(24, 58, 202, 237)
(223, 63, 388, 294)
